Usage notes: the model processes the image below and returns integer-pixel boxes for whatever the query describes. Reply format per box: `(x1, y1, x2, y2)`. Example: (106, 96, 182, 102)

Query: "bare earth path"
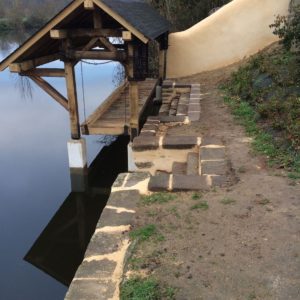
(131, 65, 300, 300)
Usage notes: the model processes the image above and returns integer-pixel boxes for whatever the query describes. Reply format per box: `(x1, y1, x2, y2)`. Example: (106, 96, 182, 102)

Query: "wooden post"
(127, 43, 139, 139)
(65, 61, 80, 139)
(159, 49, 166, 80)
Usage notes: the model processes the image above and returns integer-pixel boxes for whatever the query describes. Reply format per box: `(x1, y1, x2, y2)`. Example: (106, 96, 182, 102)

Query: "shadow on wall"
(166, 0, 291, 78)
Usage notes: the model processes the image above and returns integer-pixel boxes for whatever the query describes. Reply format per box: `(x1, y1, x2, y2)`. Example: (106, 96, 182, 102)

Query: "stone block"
(125, 172, 150, 187)
(132, 136, 159, 151)
(187, 152, 199, 175)
(140, 130, 156, 137)
(201, 160, 227, 175)
(143, 124, 158, 131)
(99, 209, 135, 227)
(176, 104, 188, 115)
(172, 162, 187, 175)
(172, 175, 209, 191)
(65, 279, 115, 300)
(211, 175, 227, 187)
(148, 174, 170, 191)
(188, 111, 201, 122)
(200, 147, 226, 160)
(163, 136, 198, 149)
(108, 190, 140, 210)
(75, 259, 116, 279)
(188, 104, 201, 112)
(159, 116, 186, 123)
(136, 162, 154, 169)
(112, 173, 128, 188)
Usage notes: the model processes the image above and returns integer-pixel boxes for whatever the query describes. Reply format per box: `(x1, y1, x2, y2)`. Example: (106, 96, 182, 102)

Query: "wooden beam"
(93, 9, 102, 29)
(50, 28, 122, 39)
(99, 37, 117, 52)
(29, 75, 69, 111)
(66, 50, 126, 61)
(21, 68, 65, 77)
(84, 0, 94, 10)
(9, 53, 61, 72)
(65, 61, 80, 139)
(81, 37, 99, 51)
(122, 31, 132, 42)
(159, 50, 167, 80)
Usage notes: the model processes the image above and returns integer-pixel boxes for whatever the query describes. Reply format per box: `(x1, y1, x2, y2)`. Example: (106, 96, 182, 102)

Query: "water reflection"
(24, 136, 128, 286)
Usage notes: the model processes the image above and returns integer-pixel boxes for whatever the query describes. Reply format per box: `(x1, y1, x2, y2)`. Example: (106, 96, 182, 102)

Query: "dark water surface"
(0, 32, 124, 300)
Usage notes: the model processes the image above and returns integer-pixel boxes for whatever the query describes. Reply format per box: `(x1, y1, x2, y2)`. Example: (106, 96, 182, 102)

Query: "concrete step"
(186, 152, 199, 175)
(172, 162, 187, 175)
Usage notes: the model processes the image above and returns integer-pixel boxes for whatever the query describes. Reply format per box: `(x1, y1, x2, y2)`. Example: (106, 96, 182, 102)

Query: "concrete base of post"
(67, 138, 87, 169)
(127, 143, 137, 172)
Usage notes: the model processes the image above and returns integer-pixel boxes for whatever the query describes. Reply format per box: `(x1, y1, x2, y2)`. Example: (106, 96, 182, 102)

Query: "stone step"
(163, 136, 198, 149)
(186, 152, 199, 175)
(148, 173, 170, 191)
(172, 175, 209, 191)
(172, 162, 187, 175)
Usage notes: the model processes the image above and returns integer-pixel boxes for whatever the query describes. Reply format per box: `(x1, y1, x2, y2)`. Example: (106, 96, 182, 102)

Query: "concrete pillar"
(67, 138, 87, 169)
(127, 143, 137, 172)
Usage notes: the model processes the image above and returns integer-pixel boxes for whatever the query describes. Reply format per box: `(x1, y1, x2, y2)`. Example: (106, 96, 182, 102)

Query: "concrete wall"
(166, 0, 290, 78)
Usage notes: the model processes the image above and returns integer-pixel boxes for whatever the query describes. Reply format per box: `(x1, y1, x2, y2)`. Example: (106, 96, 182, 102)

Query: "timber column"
(127, 42, 139, 140)
(65, 61, 87, 169)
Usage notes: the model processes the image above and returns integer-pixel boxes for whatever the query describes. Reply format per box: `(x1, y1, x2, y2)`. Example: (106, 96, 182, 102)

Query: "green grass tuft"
(221, 197, 236, 205)
(142, 193, 177, 205)
(190, 201, 209, 211)
(191, 192, 202, 200)
(130, 225, 158, 241)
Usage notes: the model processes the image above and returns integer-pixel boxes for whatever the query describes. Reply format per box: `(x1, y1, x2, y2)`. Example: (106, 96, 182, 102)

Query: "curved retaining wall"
(166, 0, 290, 78)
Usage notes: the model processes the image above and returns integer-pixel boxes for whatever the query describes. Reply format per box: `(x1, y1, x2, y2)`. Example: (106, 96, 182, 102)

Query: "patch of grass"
(120, 277, 176, 300)
(121, 277, 160, 300)
(141, 193, 177, 206)
(247, 292, 257, 300)
(128, 257, 145, 270)
(288, 172, 300, 180)
(130, 225, 158, 241)
(191, 192, 202, 200)
(146, 210, 158, 217)
(221, 197, 236, 205)
(190, 201, 209, 211)
(238, 166, 247, 173)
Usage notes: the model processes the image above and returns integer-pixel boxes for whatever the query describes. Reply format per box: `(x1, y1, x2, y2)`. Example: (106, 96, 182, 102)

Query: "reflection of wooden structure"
(0, 0, 169, 139)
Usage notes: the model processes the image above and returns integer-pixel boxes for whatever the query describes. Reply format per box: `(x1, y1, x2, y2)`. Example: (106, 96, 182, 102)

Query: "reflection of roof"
(101, 0, 170, 40)
(0, 0, 169, 71)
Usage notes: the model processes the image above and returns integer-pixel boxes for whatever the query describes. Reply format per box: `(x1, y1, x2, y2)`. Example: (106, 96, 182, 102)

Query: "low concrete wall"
(167, 0, 290, 78)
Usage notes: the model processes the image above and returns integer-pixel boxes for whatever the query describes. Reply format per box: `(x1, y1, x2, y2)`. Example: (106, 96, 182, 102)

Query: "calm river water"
(0, 32, 125, 300)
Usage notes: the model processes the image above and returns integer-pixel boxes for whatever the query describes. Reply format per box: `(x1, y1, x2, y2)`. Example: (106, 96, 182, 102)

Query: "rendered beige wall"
(167, 0, 290, 78)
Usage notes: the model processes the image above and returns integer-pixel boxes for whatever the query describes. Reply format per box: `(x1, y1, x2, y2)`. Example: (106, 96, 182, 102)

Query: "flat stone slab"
(172, 175, 209, 191)
(188, 111, 201, 122)
(201, 137, 224, 147)
(108, 190, 140, 209)
(211, 175, 227, 187)
(201, 160, 228, 175)
(112, 173, 128, 188)
(159, 115, 186, 123)
(75, 259, 116, 279)
(136, 161, 154, 169)
(140, 130, 156, 137)
(172, 162, 187, 175)
(163, 136, 198, 149)
(148, 174, 170, 191)
(187, 152, 199, 175)
(142, 124, 158, 131)
(132, 136, 159, 151)
(125, 172, 150, 187)
(99, 209, 135, 227)
(200, 147, 226, 160)
(65, 279, 115, 300)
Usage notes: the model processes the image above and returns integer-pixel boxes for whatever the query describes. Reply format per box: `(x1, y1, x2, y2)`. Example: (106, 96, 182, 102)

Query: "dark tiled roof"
(102, 0, 169, 40)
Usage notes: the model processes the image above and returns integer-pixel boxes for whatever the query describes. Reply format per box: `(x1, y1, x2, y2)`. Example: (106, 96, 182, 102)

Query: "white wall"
(167, 0, 290, 78)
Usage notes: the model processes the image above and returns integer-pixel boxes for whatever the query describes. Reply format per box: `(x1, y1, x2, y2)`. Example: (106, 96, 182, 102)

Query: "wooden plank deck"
(81, 78, 158, 135)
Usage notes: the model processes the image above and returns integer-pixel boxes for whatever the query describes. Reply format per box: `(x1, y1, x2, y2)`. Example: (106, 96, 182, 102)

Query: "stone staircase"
(132, 135, 232, 191)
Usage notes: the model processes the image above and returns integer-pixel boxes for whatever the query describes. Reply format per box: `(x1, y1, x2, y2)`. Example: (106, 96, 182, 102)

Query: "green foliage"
(270, 4, 300, 51)
(191, 192, 202, 200)
(220, 197, 236, 205)
(121, 277, 176, 300)
(190, 201, 209, 211)
(130, 224, 158, 241)
(141, 193, 177, 205)
(121, 277, 161, 300)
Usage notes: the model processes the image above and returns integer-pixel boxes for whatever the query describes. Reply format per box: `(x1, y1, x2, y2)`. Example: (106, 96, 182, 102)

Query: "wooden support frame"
(159, 49, 167, 80)
(66, 50, 126, 61)
(50, 29, 122, 39)
(9, 53, 62, 72)
(29, 75, 69, 111)
(65, 61, 80, 139)
(21, 68, 65, 77)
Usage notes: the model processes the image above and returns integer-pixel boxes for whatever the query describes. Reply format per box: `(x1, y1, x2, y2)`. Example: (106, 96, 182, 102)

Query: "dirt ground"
(129, 65, 300, 300)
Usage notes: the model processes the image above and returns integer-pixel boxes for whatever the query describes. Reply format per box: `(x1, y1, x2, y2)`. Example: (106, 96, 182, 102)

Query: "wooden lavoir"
(0, 0, 169, 140)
